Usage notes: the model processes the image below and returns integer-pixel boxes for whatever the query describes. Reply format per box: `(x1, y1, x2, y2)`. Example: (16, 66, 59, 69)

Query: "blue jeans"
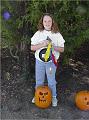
(35, 59, 57, 97)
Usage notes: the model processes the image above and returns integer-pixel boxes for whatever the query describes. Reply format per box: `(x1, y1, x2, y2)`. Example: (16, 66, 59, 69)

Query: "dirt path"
(1, 57, 89, 120)
(1, 41, 89, 119)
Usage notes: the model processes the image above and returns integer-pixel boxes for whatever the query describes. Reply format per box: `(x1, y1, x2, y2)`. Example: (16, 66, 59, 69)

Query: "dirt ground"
(1, 42, 89, 120)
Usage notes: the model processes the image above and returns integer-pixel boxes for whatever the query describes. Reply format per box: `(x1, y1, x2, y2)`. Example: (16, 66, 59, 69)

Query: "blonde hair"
(37, 13, 59, 33)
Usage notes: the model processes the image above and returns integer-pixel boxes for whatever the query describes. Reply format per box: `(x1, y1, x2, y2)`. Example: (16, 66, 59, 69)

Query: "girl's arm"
(53, 46, 64, 53)
(31, 40, 49, 51)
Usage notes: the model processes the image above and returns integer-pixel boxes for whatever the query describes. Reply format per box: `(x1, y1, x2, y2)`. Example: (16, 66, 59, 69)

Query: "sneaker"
(32, 97, 35, 103)
(52, 96, 58, 107)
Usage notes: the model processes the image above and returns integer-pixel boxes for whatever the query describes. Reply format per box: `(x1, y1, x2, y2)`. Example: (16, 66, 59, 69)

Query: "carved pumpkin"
(35, 86, 52, 108)
(75, 90, 89, 110)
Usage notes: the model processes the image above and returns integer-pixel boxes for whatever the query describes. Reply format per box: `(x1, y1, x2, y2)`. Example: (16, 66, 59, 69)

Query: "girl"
(31, 13, 65, 107)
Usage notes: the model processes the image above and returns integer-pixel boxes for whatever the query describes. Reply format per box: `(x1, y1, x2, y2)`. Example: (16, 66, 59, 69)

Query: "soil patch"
(1, 42, 89, 120)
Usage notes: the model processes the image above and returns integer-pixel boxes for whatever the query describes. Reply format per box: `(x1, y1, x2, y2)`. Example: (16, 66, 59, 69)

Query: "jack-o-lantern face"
(35, 86, 52, 108)
(75, 91, 89, 110)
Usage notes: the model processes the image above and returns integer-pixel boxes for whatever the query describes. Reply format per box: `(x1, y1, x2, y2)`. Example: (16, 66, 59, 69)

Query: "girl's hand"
(42, 40, 50, 47)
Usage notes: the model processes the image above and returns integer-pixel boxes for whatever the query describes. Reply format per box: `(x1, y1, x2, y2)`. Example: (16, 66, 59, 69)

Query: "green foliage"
(1, 0, 89, 64)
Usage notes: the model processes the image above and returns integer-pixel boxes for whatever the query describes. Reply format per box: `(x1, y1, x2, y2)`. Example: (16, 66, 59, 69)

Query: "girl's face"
(43, 15, 52, 31)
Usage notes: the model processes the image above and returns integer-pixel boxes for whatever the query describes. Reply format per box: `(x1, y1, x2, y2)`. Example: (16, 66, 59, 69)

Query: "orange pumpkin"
(75, 90, 89, 110)
(35, 85, 52, 108)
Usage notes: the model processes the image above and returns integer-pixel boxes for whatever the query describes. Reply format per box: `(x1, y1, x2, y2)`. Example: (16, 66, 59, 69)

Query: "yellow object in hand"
(44, 42, 52, 62)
